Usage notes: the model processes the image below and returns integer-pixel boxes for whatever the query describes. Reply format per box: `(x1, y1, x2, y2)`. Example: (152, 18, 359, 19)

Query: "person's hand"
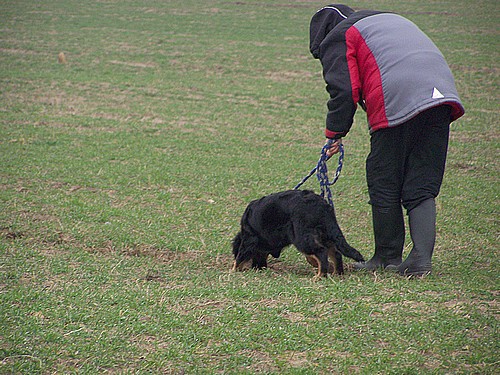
(325, 138, 342, 158)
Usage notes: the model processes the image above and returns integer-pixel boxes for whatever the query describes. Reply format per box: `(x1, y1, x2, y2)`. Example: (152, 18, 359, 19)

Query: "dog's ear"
(232, 231, 260, 269)
(232, 232, 243, 257)
(232, 231, 253, 264)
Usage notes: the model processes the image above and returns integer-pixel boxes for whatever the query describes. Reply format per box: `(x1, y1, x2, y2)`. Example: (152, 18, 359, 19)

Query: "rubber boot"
(354, 205, 404, 271)
(386, 198, 436, 276)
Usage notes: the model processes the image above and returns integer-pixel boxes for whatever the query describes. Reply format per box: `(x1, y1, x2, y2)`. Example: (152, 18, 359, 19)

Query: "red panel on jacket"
(346, 26, 388, 130)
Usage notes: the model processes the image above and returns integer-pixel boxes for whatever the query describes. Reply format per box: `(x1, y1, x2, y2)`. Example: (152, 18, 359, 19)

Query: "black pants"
(366, 106, 451, 212)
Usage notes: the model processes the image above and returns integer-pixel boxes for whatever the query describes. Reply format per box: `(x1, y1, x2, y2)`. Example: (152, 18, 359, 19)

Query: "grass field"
(1, 0, 498, 373)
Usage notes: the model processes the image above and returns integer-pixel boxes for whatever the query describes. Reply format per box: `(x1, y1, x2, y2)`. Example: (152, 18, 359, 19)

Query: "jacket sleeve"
(320, 38, 358, 139)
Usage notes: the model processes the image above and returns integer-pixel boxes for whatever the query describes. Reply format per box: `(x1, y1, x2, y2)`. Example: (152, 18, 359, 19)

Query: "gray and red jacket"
(310, 5, 465, 139)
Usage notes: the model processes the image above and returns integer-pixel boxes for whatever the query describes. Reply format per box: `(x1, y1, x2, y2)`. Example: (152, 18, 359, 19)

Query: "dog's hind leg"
(328, 246, 344, 275)
(306, 254, 336, 274)
(305, 251, 329, 281)
(305, 255, 319, 268)
(296, 232, 331, 279)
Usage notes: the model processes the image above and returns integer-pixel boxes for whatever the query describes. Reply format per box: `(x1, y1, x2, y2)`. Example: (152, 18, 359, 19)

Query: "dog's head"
(232, 231, 268, 271)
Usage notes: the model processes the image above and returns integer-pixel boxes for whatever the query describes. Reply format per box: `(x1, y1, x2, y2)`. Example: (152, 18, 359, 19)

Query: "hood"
(309, 4, 355, 58)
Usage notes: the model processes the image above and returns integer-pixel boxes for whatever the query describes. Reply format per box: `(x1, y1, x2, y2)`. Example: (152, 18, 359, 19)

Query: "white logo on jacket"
(432, 87, 445, 99)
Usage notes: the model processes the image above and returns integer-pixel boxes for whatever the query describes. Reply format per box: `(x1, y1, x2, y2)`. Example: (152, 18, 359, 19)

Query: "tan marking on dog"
(305, 255, 319, 268)
(306, 254, 335, 275)
(306, 254, 327, 281)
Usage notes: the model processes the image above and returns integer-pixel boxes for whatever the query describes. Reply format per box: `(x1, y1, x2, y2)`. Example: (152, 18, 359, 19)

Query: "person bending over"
(309, 4, 465, 276)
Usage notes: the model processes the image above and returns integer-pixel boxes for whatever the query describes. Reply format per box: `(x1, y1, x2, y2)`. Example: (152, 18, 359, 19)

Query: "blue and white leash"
(293, 139, 344, 207)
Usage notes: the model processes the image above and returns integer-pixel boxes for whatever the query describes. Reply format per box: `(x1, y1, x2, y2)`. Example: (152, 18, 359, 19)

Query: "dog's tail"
(329, 222, 365, 262)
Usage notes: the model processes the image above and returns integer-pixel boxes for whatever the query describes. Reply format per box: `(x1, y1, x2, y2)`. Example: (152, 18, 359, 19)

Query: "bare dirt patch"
(1, 227, 24, 240)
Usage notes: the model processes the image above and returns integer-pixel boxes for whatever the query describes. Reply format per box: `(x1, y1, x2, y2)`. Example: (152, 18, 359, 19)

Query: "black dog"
(232, 190, 364, 279)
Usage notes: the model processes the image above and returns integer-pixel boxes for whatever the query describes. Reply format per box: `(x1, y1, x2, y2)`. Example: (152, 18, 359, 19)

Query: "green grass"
(1, 0, 498, 373)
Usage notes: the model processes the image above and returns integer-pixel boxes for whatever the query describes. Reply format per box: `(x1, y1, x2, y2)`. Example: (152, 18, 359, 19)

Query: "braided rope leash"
(294, 139, 344, 207)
